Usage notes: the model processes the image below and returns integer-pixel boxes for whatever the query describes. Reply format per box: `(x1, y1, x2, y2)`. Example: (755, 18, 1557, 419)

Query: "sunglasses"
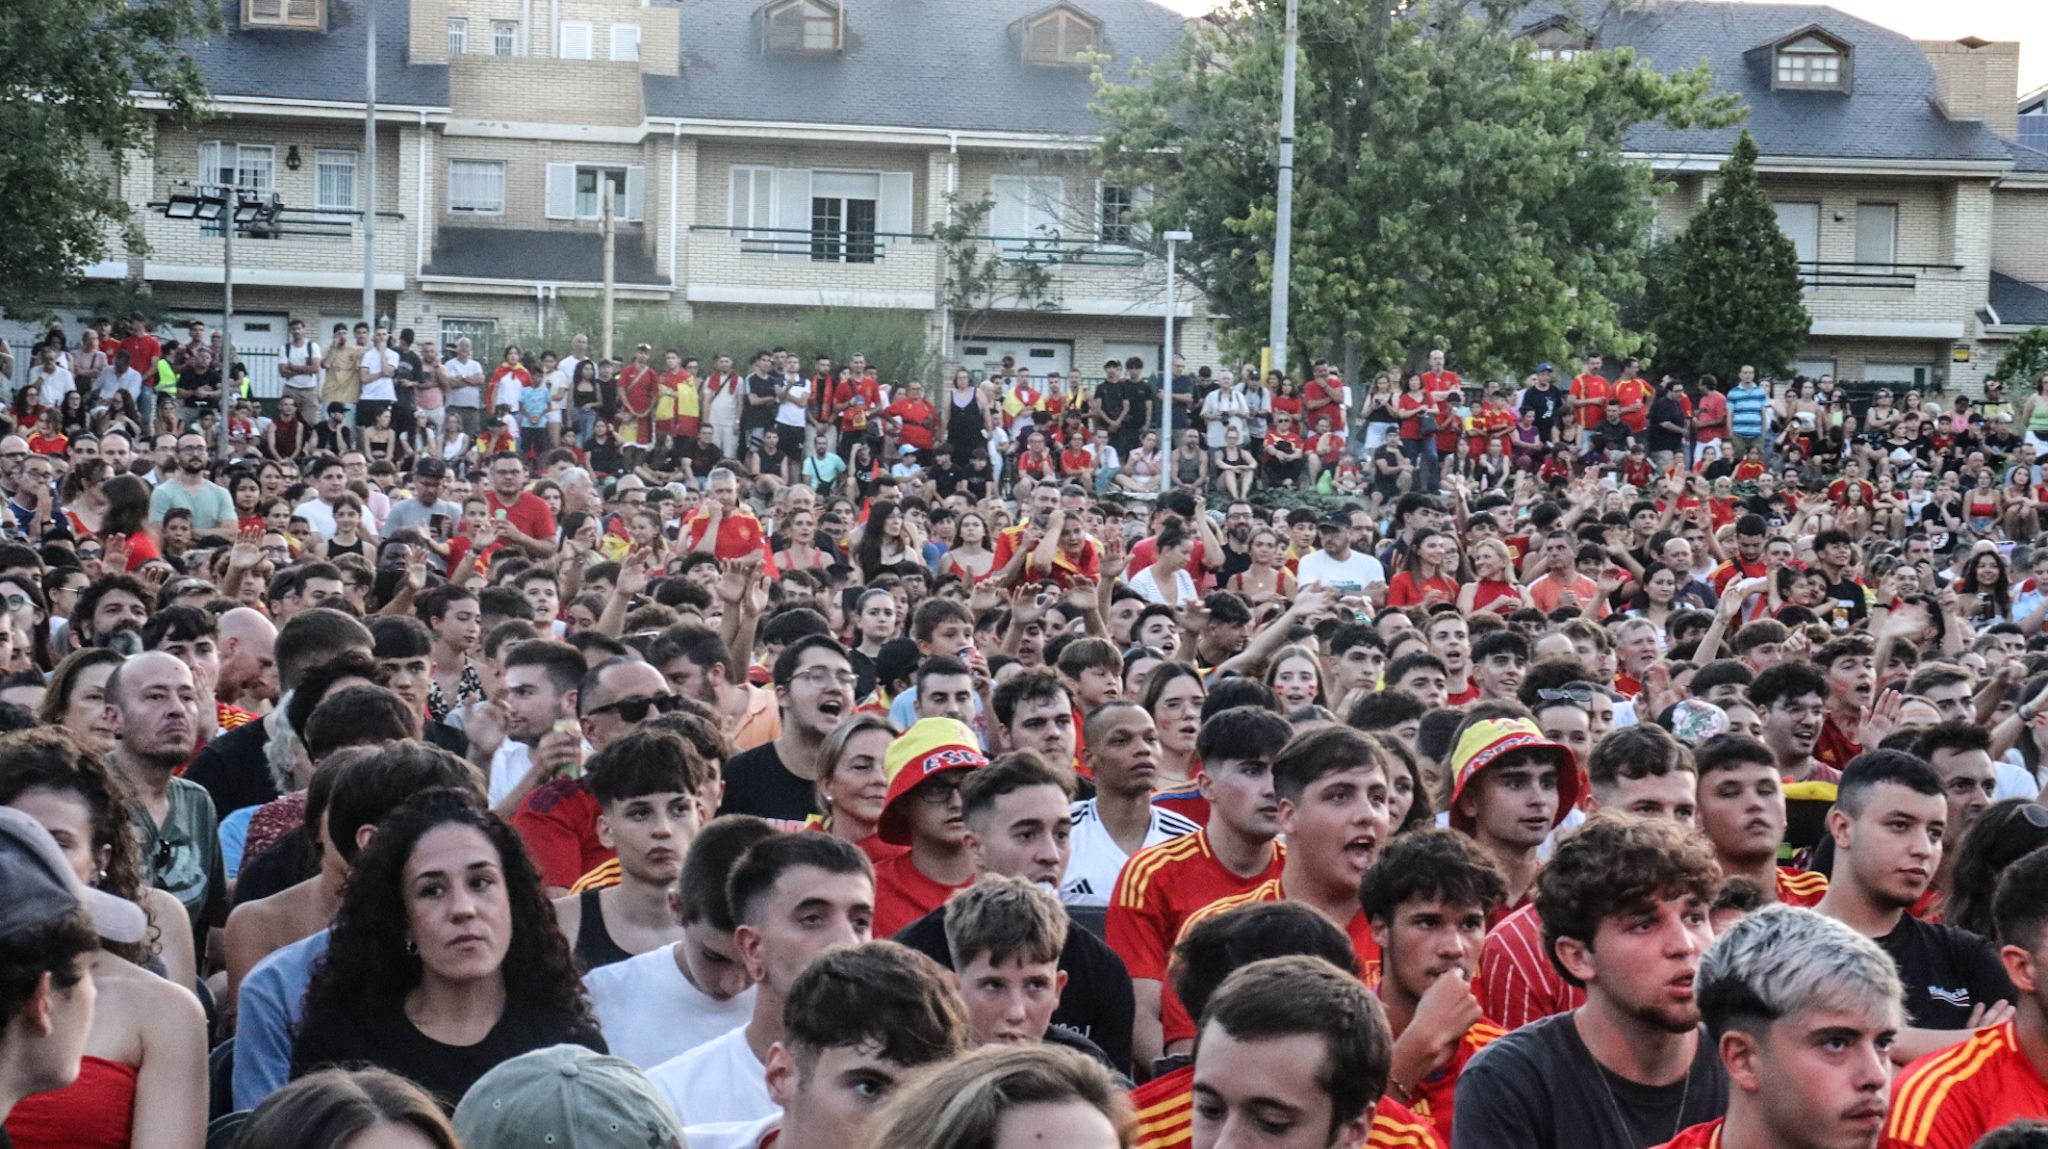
(1536, 683, 1606, 705)
(586, 693, 684, 723)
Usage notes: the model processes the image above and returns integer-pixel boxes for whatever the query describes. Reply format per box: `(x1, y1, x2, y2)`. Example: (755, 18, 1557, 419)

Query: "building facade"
(13, 0, 2048, 394)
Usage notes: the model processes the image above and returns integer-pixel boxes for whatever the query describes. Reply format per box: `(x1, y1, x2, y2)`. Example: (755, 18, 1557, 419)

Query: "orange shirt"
(1882, 1021, 2048, 1149)
(1132, 1065, 1444, 1149)
(1570, 373, 1611, 412)
(1615, 376, 1653, 433)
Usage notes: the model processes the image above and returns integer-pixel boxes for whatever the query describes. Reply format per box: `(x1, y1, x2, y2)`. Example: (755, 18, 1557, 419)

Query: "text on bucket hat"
(1445, 717, 1582, 835)
(878, 717, 987, 846)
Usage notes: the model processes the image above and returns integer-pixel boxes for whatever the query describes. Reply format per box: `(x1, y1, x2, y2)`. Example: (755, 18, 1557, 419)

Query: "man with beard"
(1710, 516, 1771, 597)
(1453, 813, 1727, 1149)
(1656, 906, 1900, 1149)
(141, 605, 257, 751)
(655, 623, 780, 755)
(1882, 848, 2048, 1148)
(1110, 706, 1292, 1070)
(146, 431, 235, 530)
(107, 651, 227, 938)
(720, 635, 856, 825)
(1217, 501, 1256, 585)
(481, 449, 557, 560)
(69, 573, 149, 653)
(480, 639, 586, 818)
(1814, 751, 2013, 1068)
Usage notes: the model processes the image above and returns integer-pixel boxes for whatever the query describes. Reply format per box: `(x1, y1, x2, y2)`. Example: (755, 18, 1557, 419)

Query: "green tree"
(1995, 327, 2048, 389)
(0, 0, 214, 317)
(1092, 0, 1738, 375)
(934, 193, 1061, 351)
(1653, 131, 1810, 383)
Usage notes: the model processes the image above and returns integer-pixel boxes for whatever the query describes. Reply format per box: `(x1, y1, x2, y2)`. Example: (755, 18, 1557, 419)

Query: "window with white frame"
(1776, 34, 1846, 89)
(990, 175, 1069, 257)
(441, 318, 497, 363)
(762, 0, 839, 53)
(314, 149, 357, 212)
(730, 166, 775, 240)
(1528, 25, 1586, 61)
(447, 17, 467, 55)
(243, 0, 320, 30)
(610, 24, 640, 61)
(578, 168, 625, 219)
(449, 160, 507, 214)
(492, 20, 518, 56)
(546, 164, 644, 221)
(1855, 202, 1897, 267)
(810, 171, 880, 263)
(199, 142, 277, 192)
(1098, 183, 1149, 246)
(558, 21, 593, 59)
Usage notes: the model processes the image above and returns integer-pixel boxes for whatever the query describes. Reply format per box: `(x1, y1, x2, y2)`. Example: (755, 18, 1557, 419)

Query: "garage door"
(954, 338, 1072, 382)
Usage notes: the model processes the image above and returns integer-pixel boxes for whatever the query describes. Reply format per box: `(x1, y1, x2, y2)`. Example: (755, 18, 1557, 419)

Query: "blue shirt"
(1728, 384, 1768, 438)
(233, 928, 330, 1110)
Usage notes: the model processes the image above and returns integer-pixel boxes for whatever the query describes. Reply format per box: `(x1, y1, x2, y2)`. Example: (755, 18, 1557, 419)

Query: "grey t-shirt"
(382, 496, 463, 537)
(1451, 1012, 1726, 1149)
(132, 775, 227, 935)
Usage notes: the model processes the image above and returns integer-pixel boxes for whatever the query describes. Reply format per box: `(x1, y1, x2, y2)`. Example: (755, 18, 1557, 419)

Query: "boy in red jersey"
(1361, 829, 1508, 1143)
(1882, 846, 2048, 1148)
(1656, 905, 1901, 1149)
(1692, 734, 1829, 908)
(1110, 707, 1293, 1070)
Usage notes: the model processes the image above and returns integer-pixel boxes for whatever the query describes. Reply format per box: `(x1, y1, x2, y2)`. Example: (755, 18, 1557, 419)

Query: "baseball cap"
(453, 1045, 683, 1149)
(0, 807, 147, 944)
(1445, 717, 1582, 834)
(1318, 510, 1353, 531)
(1535, 362, 1554, 373)
(878, 717, 987, 845)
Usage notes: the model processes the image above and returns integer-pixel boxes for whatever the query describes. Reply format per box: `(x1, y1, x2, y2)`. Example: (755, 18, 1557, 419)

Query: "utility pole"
(601, 191, 617, 361)
(220, 191, 236, 459)
(1162, 230, 1191, 460)
(1266, 0, 1298, 378)
(363, 0, 378, 330)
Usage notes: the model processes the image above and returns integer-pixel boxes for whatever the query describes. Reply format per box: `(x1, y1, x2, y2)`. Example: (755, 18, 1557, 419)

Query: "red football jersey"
(1883, 1021, 2048, 1149)
(1652, 1118, 1725, 1149)
(871, 852, 971, 940)
(1477, 902, 1584, 1030)
(1405, 1019, 1505, 1143)
(1167, 878, 1382, 1045)
(1110, 831, 1285, 1045)
(1132, 1066, 1444, 1149)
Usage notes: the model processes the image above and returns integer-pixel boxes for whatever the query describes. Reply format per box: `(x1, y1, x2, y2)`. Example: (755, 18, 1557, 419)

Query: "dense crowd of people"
(11, 314, 2048, 1149)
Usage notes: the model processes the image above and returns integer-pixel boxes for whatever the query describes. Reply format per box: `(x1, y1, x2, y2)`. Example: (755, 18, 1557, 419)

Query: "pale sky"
(1152, 0, 2047, 94)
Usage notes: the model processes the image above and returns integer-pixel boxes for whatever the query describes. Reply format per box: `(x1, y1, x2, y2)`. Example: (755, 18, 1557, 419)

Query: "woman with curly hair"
(289, 788, 604, 1109)
(0, 729, 207, 1149)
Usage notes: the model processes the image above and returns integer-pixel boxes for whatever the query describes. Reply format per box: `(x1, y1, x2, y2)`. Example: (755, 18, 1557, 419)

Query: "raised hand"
(101, 533, 131, 576)
(1856, 688, 1903, 750)
(617, 546, 656, 599)
(228, 524, 265, 573)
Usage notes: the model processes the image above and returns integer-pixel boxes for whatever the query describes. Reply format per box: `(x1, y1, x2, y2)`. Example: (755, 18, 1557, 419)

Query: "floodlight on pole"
(164, 195, 203, 220)
(1161, 229, 1193, 462)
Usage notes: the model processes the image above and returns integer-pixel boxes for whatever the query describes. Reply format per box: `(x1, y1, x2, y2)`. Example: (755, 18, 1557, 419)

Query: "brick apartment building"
(10, 0, 2048, 395)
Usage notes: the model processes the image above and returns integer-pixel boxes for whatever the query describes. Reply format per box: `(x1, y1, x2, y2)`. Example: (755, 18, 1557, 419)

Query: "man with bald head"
(514, 655, 685, 895)
(108, 651, 226, 935)
(217, 607, 279, 710)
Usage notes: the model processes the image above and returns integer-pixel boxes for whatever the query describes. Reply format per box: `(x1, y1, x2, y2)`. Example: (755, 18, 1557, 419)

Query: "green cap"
(453, 1045, 684, 1149)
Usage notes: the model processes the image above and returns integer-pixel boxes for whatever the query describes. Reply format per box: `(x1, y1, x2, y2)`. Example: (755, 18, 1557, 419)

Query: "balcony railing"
(689, 224, 923, 263)
(1797, 260, 1964, 289)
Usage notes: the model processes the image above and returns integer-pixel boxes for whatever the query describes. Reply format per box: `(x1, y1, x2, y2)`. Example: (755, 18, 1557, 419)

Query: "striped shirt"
(1727, 384, 1768, 438)
(1061, 799, 1200, 908)
(1133, 1065, 1445, 1149)
(1882, 1021, 2048, 1148)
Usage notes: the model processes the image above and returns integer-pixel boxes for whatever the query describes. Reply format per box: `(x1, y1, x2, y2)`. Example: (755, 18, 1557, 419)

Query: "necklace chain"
(1591, 1054, 1691, 1147)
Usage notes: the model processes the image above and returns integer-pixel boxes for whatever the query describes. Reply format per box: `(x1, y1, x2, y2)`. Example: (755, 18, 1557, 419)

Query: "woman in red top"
(1014, 430, 1055, 481)
(882, 381, 938, 453)
(808, 715, 905, 864)
(1458, 537, 1522, 616)
(1386, 528, 1461, 608)
(230, 472, 265, 533)
(99, 474, 160, 572)
(1268, 372, 1303, 425)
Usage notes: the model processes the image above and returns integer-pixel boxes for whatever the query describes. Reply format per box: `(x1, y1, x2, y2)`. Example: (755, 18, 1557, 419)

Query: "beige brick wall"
(436, 136, 661, 234)
(1917, 39, 2021, 140)
(1992, 187, 2048, 285)
(448, 57, 643, 125)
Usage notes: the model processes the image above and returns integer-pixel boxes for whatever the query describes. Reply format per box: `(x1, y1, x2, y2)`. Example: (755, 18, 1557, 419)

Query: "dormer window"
(243, 0, 321, 30)
(762, 0, 840, 55)
(1775, 32, 1848, 90)
(1528, 24, 1587, 62)
(1022, 5, 1101, 67)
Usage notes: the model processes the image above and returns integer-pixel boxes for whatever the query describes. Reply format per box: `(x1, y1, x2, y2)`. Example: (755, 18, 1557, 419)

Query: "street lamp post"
(158, 185, 282, 457)
(1162, 229, 1192, 463)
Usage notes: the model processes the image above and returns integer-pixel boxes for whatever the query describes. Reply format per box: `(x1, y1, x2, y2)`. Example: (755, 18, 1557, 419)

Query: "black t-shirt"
(1453, 1012, 1727, 1149)
(1519, 385, 1562, 433)
(183, 720, 280, 818)
(742, 374, 779, 432)
(1217, 541, 1253, 587)
(1876, 913, 2015, 1031)
(718, 741, 820, 824)
(292, 997, 605, 1111)
(895, 902, 1136, 1072)
(1648, 395, 1686, 454)
(1823, 574, 1870, 626)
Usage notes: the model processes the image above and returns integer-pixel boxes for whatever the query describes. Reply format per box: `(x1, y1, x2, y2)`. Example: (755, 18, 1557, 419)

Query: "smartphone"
(429, 513, 450, 539)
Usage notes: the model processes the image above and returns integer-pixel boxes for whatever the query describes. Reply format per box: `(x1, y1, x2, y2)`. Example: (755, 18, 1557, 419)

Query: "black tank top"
(574, 888, 634, 971)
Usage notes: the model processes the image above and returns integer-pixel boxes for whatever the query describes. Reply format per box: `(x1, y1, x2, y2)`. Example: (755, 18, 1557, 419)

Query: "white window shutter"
(545, 163, 577, 220)
(623, 167, 646, 221)
(772, 168, 813, 260)
(727, 167, 750, 231)
(610, 24, 639, 61)
(991, 177, 1028, 255)
(1131, 184, 1154, 244)
(199, 141, 225, 187)
(877, 172, 913, 253)
(558, 21, 591, 59)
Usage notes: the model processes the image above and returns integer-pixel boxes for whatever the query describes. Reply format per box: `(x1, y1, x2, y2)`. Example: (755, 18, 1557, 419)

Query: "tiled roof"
(171, 0, 450, 108)
(423, 227, 671, 285)
(1991, 272, 2048, 328)
(640, 0, 1187, 134)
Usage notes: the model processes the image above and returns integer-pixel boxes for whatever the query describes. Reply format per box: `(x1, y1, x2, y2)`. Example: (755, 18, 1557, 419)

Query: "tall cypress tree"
(1654, 131, 1810, 384)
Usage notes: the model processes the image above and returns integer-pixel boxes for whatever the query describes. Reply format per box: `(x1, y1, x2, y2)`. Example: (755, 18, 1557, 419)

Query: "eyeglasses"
(1536, 683, 1605, 705)
(76, 548, 102, 561)
(0, 593, 30, 613)
(914, 776, 965, 804)
(790, 667, 859, 690)
(587, 693, 683, 723)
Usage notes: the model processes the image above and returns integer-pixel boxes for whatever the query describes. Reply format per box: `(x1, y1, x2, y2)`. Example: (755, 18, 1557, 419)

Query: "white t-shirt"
(1295, 548, 1386, 593)
(584, 945, 758, 1069)
(1127, 565, 1197, 606)
(486, 740, 531, 806)
(30, 366, 75, 403)
(776, 378, 811, 428)
(282, 339, 323, 387)
(359, 348, 397, 402)
(683, 1116, 779, 1149)
(648, 1023, 773, 1127)
(291, 498, 338, 542)
(1059, 798, 1200, 907)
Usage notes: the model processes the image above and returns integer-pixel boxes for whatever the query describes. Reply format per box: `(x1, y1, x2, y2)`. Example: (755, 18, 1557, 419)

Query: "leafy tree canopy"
(1995, 326, 2048, 389)
(0, 0, 214, 317)
(1093, 0, 1739, 376)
